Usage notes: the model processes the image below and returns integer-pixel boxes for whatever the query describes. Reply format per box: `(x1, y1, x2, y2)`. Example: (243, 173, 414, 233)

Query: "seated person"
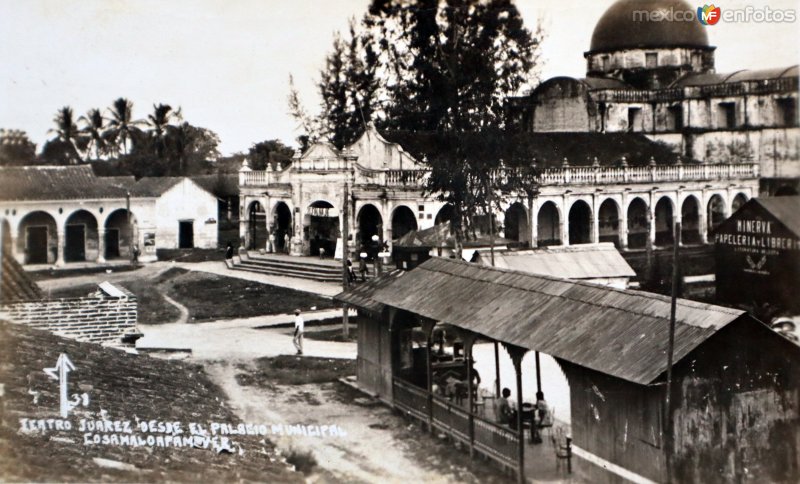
(536, 391, 554, 427)
(495, 387, 513, 425)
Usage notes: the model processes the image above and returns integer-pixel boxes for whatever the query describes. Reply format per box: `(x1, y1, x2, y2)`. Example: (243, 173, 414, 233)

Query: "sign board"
(714, 203, 800, 311)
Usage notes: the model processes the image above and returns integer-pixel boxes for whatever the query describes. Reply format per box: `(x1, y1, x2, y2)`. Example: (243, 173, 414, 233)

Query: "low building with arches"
(239, 125, 759, 258)
(0, 166, 218, 266)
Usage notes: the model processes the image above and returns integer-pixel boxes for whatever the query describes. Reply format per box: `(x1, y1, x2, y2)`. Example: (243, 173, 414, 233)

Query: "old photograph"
(1, 0, 799, 482)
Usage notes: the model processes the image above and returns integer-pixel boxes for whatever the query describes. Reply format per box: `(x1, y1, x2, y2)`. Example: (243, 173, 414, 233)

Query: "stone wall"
(0, 283, 137, 343)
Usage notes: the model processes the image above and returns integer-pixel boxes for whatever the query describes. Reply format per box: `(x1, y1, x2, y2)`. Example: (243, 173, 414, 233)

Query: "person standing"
(293, 309, 304, 355)
(358, 253, 368, 282)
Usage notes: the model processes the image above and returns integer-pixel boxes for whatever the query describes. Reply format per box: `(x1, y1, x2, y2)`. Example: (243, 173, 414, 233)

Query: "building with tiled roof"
(0, 166, 219, 266)
(506, 0, 799, 197)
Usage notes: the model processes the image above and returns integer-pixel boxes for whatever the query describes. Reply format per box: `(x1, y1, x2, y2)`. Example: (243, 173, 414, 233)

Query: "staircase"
(228, 252, 373, 283)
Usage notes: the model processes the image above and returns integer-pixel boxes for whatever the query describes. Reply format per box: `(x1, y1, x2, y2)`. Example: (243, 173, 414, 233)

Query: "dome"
(589, 0, 710, 53)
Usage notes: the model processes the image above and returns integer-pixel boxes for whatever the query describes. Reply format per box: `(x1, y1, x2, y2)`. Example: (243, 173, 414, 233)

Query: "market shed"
(336, 257, 800, 483)
(473, 243, 636, 289)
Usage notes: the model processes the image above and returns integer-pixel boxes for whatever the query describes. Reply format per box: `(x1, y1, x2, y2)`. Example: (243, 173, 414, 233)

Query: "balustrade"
(241, 163, 758, 187)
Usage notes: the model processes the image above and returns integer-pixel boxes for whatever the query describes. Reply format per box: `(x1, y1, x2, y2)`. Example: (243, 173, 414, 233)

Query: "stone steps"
(228, 254, 374, 283)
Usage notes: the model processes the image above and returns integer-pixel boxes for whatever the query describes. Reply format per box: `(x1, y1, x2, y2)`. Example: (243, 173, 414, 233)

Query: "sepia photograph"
(1, 0, 799, 482)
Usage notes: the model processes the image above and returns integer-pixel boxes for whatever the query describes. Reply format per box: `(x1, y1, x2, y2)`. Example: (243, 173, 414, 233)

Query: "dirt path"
(161, 293, 190, 324)
(205, 361, 467, 484)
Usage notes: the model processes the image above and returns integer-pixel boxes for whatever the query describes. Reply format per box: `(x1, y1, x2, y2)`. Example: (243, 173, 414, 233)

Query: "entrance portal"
(26, 226, 48, 264)
(179, 221, 194, 249)
(307, 201, 339, 257)
(65, 225, 86, 261)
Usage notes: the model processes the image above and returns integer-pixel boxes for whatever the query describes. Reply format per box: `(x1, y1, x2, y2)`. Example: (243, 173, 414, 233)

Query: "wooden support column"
(421, 319, 436, 434)
(463, 333, 477, 458)
(505, 344, 528, 484)
(494, 341, 501, 397)
(535, 351, 542, 395)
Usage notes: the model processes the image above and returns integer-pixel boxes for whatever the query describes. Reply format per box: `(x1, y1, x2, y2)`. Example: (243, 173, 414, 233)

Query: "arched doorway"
(654, 197, 674, 246)
(65, 210, 99, 262)
(681, 196, 701, 245)
(307, 200, 339, 257)
(627, 198, 648, 249)
(18, 211, 57, 264)
(247, 201, 268, 250)
(537, 202, 560, 247)
(391, 206, 417, 241)
(731, 193, 748, 213)
(568, 200, 591, 245)
(272, 201, 292, 252)
(104, 209, 137, 260)
(707, 195, 726, 233)
(435, 204, 455, 226)
(504, 202, 529, 246)
(598, 199, 620, 247)
(358, 204, 383, 255)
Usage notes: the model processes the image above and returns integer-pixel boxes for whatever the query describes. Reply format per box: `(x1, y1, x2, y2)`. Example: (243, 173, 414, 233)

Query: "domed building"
(507, 0, 799, 196)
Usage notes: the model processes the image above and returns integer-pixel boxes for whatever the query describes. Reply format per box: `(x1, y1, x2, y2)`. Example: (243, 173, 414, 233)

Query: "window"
(668, 105, 683, 131)
(717, 102, 736, 129)
(628, 107, 643, 132)
(777, 98, 797, 127)
(645, 52, 658, 68)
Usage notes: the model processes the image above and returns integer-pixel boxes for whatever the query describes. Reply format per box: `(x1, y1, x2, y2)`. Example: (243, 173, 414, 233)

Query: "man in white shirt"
(293, 309, 304, 355)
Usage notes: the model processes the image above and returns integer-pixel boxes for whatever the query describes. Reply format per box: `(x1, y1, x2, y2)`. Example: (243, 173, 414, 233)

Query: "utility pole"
(664, 221, 681, 484)
(341, 183, 350, 338)
(126, 191, 134, 266)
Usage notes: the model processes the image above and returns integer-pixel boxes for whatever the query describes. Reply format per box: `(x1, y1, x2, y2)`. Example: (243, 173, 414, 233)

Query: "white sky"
(1, 0, 798, 155)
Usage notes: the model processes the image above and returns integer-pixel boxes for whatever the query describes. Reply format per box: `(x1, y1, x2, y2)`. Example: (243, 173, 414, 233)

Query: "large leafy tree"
(318, 20, 379, 149)
(367, 0, 541, 131)
(0, 129, 37, 166)
(248, 139, 294, 171)
(106, 97, 142, 155)
(360, 0, 542, 254)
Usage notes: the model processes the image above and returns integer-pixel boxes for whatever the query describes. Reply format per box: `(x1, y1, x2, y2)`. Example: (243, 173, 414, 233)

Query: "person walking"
(293, 309, 304, 355)
(358, 253, 368, 282)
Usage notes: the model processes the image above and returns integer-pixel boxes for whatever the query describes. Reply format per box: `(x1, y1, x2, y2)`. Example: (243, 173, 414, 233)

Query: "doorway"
(105, 229, 120, 259)
(65, 224, 86, 262)
(179, 221, 194, 249)
(26, 226, 48, 264)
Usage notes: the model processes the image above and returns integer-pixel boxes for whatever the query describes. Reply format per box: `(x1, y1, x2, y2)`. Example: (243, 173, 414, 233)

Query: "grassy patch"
(165, 271, 337, 322)
(49, 280, 181, 325)
(304, 325, 358, 343)
(235, 355, 355, 386)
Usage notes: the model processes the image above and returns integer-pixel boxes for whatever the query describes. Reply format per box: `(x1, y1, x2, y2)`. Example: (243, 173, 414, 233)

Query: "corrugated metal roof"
(0, 166, 132, 201)
(337, 258, 745, 385)
(752, 196, 800, 238)
(477, 243, 636, 279)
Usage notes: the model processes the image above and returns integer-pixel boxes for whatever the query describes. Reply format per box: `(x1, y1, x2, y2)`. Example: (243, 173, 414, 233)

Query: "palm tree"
(78, 108, 106, 160)
(146, 103, 182, 159)
(106, 97, 141, 155)
(48, 106, 82, 163)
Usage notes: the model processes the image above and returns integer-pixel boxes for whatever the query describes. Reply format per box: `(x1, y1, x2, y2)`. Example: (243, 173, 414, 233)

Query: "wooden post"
(464, 333, 477, 458)
(665, 222, 681, 484)
(505, 345, 527, 484)
(342, 183, 350, 338)
(0, 220, 4, 303)
(535, 351, 542, 394)
(494, 341, 501, 397)
(422, 319, 436, 434)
